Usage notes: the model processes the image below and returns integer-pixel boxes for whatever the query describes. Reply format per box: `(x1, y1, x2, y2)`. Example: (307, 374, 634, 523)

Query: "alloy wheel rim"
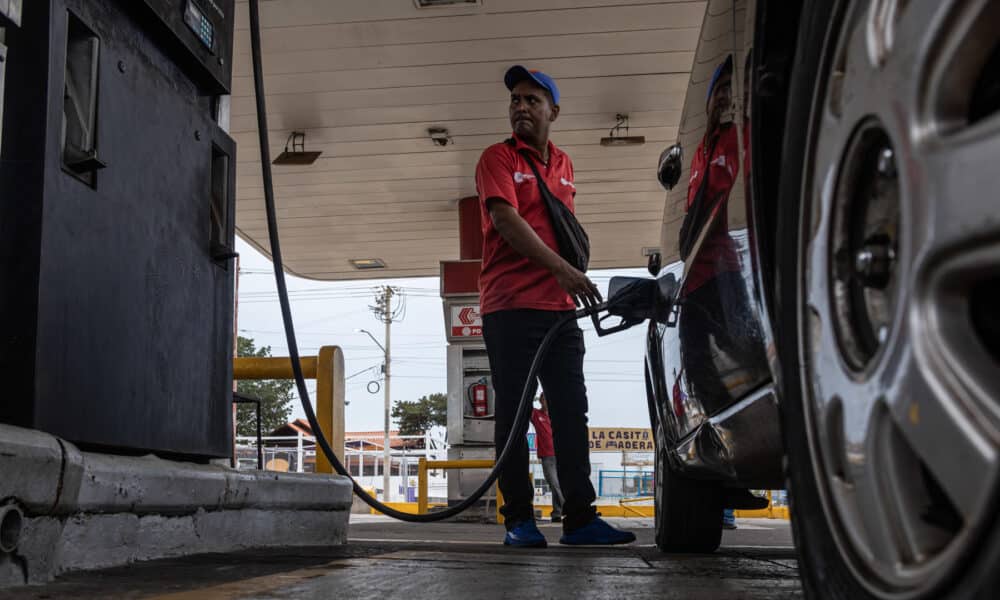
(798, 1, 1000, 597)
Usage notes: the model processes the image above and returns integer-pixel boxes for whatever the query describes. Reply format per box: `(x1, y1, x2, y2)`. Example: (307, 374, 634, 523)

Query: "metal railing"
(734, 490, 790, 520)
(597, 469, 654, 498)
(232, 392, 263, 469)
(417, 458, 503, 521)
(618, 495, 655, 518)
(234, 433, 449, 502)
(233, 345, 345, 472)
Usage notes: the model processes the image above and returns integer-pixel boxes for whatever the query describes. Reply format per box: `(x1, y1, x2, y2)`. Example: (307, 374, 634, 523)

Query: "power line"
(346, 364, 383, 380)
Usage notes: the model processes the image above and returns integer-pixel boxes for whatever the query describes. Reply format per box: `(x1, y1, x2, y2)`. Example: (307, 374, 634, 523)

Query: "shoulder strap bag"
(677, 136, 719, 261)
(515, 145, 591, 273)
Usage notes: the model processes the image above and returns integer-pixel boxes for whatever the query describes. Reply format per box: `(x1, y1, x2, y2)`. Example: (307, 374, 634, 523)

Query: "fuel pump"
(441, 283, 498, 510)
(1, 0, 237, 456)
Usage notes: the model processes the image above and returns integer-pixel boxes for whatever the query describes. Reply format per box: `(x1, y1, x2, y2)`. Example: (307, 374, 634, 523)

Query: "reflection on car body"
(647, 0, 779, 490)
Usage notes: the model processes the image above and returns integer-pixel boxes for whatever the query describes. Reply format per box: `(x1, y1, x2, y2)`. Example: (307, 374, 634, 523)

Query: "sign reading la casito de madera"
(588, 428, 654, 452)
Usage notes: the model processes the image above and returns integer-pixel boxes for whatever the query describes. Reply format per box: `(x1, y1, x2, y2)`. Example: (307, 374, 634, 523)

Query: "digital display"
(183, 0, 215, 52)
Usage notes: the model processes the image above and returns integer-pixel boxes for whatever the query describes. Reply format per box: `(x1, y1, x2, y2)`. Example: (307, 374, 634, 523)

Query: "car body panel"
(646, 0, 783, 487)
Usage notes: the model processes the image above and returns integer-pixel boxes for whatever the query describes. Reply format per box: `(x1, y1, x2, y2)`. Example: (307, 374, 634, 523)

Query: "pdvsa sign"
(449, 304, 482, 338)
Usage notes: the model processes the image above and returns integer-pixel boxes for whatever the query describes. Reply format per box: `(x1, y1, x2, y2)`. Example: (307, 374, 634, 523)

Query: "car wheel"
(653, 421, 723, 553)
(776, 1, 1000, 598)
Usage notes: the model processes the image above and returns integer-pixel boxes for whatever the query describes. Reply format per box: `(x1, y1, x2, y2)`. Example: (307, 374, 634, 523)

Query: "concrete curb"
(0, 424, 353, 586)
(0, 425, 72, 514)
(75, 452, 353, 515)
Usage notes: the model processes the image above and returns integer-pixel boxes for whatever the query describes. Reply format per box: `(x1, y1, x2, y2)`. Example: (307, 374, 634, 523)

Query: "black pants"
(483, 309, 597, 531)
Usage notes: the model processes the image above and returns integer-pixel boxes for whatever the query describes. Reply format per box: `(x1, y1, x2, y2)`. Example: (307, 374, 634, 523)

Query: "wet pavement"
(0, 517, 802, 599)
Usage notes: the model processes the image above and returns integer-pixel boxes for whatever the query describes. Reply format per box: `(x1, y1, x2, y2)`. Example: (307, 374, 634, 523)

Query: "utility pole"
(365, 285, 404, 502)
(382, 286, 393, 502)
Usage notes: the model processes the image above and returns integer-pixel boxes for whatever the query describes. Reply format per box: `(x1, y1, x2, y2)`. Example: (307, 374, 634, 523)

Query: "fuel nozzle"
(577, 274, 679, 336)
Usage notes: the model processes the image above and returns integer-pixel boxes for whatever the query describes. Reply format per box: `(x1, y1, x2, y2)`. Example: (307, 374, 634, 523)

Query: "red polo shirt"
(475, 135, 576, 315)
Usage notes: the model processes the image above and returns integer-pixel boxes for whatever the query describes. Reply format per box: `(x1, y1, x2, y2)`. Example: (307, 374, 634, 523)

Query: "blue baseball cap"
(706, 54, 734, 106)
(504, 65, 560, 105)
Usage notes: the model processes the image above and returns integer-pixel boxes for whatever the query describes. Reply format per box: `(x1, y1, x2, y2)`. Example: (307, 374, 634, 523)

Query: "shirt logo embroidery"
(560, 177, 575, 189)
(711, 154, 734, 176)
(513, 171, 536, 183)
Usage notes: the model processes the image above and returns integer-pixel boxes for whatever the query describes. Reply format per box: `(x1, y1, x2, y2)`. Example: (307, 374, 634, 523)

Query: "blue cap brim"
(504, 65, 559, 105)
(706, 55, 734, 105)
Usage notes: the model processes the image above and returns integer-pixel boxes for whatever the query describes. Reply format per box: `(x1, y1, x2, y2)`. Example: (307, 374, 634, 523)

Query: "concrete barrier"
(0, 423, 353, 586)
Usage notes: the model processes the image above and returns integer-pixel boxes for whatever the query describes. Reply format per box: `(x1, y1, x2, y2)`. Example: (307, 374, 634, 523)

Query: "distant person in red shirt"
(476, 65, 634, 548)
(531, 393, 564, 522)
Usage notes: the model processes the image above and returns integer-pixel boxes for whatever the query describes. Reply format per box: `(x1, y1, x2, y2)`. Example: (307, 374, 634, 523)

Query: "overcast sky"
(235, 238, 654, 432)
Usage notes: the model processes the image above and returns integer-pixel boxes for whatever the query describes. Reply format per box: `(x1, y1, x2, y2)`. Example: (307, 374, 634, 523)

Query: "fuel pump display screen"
(139, 0, 233, 94)
(183, 0, 215, 52)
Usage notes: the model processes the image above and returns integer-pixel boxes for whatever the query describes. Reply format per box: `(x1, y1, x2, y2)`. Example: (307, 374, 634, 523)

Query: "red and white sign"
(450, 304, 482, 338)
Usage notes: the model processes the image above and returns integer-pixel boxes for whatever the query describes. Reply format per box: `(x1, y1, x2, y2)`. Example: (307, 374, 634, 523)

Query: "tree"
(392, 393, 447, 436)
(235, 336, 295, 436)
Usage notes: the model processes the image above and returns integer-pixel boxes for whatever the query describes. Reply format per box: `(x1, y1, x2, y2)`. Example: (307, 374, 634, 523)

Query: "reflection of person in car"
(680, 54, 739, 282)
(677, 55, 757, 405)
(678, 53, 770, 526)
(677, 52, 770, 411)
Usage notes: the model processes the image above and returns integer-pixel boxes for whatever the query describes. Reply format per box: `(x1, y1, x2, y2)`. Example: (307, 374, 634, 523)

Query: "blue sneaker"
(503, 520, 548, 548)
(559, 517, 636, 545)
(722, 508, 737, 530)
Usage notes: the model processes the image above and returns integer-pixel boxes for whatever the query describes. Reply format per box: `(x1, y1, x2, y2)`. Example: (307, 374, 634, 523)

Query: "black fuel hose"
(249, 0, 591, 522)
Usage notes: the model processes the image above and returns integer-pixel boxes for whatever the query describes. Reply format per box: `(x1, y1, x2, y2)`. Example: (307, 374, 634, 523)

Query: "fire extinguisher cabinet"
(446, 344, 494, 444)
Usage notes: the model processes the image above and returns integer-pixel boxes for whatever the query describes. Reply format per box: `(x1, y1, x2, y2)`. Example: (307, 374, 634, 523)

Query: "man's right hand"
(554, 262, 603, 309)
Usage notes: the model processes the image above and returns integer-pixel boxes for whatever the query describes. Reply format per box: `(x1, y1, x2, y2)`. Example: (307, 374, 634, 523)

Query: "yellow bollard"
(233, 347, 344, 472)
(418, 458, 429, 514)
(315, 346, 345, 472)
(233, 356, 318, 379)
(496, 484, 504, 524)
(412, 459, 504, 521)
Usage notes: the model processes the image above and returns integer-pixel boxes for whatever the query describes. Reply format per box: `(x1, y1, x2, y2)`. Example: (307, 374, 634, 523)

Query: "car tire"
(653, 422, 723, 553)
(775, 1, 1000, 598)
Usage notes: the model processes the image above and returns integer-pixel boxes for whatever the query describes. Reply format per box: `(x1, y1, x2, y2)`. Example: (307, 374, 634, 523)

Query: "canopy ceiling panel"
(232, 0, 706, 280)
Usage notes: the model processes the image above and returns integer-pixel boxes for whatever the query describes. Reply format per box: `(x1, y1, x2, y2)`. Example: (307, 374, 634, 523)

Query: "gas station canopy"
(232, 0, 706, 280)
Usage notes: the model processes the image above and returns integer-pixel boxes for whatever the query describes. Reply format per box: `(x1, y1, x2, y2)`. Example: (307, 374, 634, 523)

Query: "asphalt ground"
(0, 517, 802, 599)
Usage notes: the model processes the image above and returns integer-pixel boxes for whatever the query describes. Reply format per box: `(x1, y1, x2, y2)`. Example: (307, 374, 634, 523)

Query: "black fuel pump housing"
(0, 0, 237, 458)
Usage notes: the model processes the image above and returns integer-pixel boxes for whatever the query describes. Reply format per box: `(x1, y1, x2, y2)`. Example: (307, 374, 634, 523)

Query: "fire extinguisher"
(467, 378, 490, 417)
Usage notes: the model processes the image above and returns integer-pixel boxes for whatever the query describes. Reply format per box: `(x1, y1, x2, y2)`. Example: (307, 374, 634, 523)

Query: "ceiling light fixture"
(428, 127, 453, 147)
(349, 258, 386, 270)
(600, 114, 645, 146)
(272, 131, 322, 165)
(414, 0, 481, 8)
